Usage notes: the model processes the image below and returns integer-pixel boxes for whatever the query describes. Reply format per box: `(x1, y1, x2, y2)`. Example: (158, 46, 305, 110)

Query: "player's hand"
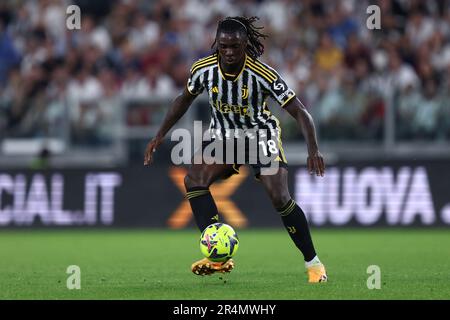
(144, 136, 163, 166)
(307, 150, 325, 177)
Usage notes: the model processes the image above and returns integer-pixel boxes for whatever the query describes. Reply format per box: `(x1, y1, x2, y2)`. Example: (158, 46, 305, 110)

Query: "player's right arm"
(144, 56, 212, 165)
(143, 87, 197, 165)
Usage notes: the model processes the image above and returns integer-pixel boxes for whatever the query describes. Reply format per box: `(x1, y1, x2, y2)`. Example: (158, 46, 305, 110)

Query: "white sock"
(305, 255, 321, 268)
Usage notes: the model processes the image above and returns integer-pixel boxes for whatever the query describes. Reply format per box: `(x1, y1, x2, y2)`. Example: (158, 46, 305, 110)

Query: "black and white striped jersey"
(186, 53, 296, 139)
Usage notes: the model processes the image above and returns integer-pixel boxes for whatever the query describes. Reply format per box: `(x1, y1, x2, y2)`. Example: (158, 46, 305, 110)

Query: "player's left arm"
(284, 98, 325, 176)
(265, 68, 325, 176)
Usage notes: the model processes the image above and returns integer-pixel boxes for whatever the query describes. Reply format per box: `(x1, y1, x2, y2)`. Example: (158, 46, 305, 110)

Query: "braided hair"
(212, 16, 268, 59)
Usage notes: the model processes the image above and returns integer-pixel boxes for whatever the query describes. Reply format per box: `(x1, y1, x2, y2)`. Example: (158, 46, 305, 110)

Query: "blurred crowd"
(1, 0, 450, 147)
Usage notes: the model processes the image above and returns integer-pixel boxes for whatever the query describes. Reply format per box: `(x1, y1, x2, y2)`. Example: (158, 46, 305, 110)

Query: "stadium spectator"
(0, 0, 449, 147)
(0, 13, 21, 85)
(314, 32, 343, 72)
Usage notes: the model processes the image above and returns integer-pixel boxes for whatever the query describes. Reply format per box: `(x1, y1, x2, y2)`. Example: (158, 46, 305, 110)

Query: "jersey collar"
(218, 54, 247, 82)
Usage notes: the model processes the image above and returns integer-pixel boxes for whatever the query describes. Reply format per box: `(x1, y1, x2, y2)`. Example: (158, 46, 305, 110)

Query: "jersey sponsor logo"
(213, 100, 251, 116)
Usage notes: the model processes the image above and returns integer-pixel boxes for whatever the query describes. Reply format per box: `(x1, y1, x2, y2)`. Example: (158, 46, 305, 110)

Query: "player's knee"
(184, 173, 208, 189)
(270, 193, 291, 209)
(184, 174, 197, 189)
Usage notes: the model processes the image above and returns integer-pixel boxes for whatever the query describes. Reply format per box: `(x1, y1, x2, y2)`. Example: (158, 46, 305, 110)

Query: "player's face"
(217, 32, 247, 66)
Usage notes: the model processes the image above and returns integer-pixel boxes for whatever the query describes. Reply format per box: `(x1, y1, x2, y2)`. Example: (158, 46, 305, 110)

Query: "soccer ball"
(199, 223, 239, 262)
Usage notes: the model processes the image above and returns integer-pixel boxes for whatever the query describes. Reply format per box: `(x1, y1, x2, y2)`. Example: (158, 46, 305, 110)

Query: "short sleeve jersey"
(187, 53, 296, 136)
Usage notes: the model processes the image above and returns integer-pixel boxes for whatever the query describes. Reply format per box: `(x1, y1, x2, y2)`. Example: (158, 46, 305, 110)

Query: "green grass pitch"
(0, 229, 449, 300)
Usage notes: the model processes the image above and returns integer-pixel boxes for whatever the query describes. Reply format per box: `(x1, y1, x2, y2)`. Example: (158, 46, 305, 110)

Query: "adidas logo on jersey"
(211, 86, 219, 93)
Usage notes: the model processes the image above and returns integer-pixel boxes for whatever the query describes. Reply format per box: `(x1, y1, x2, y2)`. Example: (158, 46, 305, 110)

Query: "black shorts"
(198, 134, 288, 179)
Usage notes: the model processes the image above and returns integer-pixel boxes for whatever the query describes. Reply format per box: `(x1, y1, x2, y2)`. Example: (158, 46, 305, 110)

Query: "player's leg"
(185, 162, 237, 276)
(184, 162, 237, 231)
(257, 167, 327, 282)
(257, 167, 316, 261)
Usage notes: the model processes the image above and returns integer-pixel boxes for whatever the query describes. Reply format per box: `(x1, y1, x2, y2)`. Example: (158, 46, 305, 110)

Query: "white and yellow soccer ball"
(199, 223, 239, 262)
